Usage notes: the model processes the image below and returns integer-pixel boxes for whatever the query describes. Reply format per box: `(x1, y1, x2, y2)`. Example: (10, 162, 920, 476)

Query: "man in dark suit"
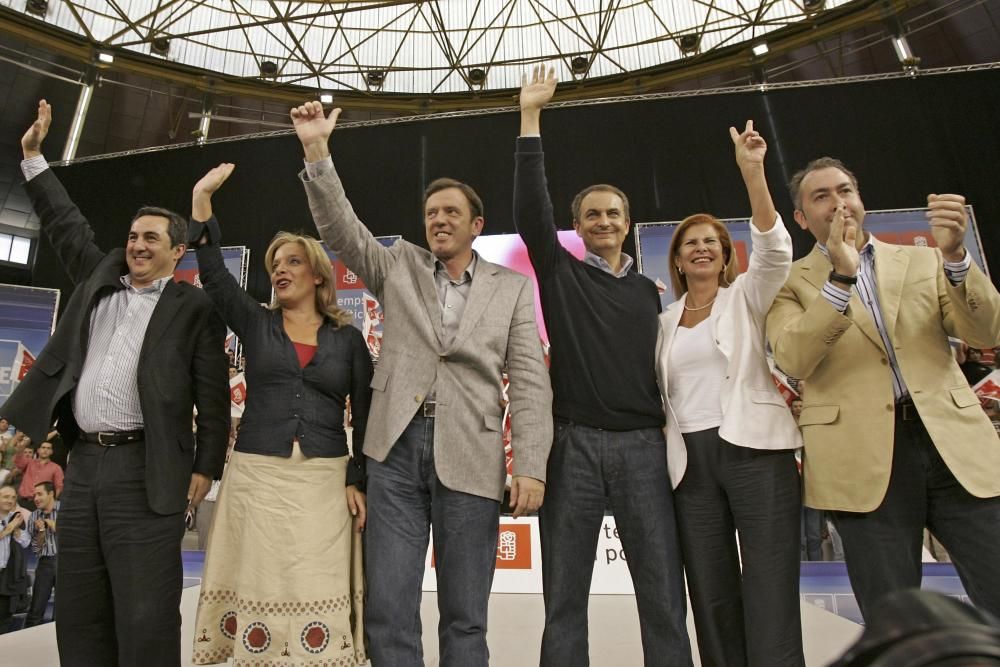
(3, 100, 229, 666)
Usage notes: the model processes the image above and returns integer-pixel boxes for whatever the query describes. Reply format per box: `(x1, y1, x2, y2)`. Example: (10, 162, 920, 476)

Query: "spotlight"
(259, 61, 278, 77)
(751, 43, 769, 57)
(677, 34, 701, 54)
(366, 70, 385, 87)
(570, 56, 590, 74)
(802, 0, 826, 12)
(151, 36, 169, 57)
(97, 51, 114, 64)
(319, 91, 334, 104)
(468, 68, 487, 86)
(25, 0, 47, 17)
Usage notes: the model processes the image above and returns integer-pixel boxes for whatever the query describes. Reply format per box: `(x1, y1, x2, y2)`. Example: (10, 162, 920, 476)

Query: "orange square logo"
(495, 523, 532, 569)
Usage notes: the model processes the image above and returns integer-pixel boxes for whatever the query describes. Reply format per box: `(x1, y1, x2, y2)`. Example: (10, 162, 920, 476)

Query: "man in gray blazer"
(291, 101, 553, 667)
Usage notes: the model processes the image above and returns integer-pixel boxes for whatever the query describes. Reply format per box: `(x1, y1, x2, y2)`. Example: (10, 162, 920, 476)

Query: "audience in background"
(24, 481, 58, 627)
(0, 485, 29, 634)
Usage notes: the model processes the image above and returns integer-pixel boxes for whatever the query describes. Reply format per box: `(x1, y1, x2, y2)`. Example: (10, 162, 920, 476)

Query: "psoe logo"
(495, 523, 532, 569)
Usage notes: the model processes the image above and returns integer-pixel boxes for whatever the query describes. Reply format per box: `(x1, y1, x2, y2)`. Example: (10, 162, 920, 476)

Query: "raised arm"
(21, 100, 106, 284)
(189, 163, 264, 339)
(292, 102, 395, 296)
(729, 120, 791, 319)
(513, 66, 565, 277)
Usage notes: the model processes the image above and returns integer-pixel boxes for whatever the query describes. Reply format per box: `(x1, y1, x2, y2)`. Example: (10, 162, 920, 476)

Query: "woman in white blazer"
(655, 121, 803, 667)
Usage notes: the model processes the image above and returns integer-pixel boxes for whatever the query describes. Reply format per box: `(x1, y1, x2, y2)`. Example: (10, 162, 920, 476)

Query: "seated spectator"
(0, 485, 29, 633)
(25, 480, 58, 627)
(14, 440, 63, 510)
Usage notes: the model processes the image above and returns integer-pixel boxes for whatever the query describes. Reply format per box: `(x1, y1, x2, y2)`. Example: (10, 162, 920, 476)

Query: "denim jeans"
(538, 420, 692, 666)
(365, 416, 501, 667)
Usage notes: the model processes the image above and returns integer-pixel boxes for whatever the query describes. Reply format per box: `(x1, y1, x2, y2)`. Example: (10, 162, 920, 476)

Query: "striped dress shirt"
(0, 511, 30, 568)
(73, 275, 171, 433)
(819, 236, 972, 400)
(27, 506, 58, 557)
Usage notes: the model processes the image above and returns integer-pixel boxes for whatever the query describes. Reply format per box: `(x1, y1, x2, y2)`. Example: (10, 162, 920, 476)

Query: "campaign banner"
(321, 236, 399, 360)
(0, 284, 59, 408)
(230, 372, 247, 418)
(421, 516, 635, 594)
(174, 246, 250, 363)
(973, 370, 1000, 404)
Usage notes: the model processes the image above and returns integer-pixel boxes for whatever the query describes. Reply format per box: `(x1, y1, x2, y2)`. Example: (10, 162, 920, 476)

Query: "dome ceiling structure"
(3, 0, 859, 96)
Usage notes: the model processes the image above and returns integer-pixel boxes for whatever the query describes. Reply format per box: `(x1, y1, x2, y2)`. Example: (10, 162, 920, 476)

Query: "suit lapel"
(139, 279, 183, 364)
(799, 245, 884, 352)
(872, 237, 908, 343)
(446, 259, 498, 354)
(417, 253, 445, 347)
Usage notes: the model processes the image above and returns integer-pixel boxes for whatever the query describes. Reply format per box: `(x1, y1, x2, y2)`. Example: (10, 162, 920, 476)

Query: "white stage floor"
(0, 585, 862, 666)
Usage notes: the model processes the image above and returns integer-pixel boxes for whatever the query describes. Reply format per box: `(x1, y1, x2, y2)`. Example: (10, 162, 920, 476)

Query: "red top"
(292, 342, 317, 369)
(16, 456, 64, 499)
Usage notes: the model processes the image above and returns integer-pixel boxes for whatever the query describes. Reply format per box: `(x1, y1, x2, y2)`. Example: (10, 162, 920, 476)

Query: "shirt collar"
(435, 251, 478, 284)
(120, 274, 172, 294)
(584, 250, 634, 278)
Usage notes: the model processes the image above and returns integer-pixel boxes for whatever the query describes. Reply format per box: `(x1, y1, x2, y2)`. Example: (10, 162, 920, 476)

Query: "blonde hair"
(668, 213, 740, 298)
(264, 232, 353, 327)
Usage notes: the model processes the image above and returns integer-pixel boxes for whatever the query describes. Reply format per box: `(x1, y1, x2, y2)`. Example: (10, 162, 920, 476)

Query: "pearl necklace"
(683, 296, 716, 311)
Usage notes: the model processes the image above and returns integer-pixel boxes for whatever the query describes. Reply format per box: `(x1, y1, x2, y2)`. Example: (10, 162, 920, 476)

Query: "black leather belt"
(80, 430, 145, 446)
(896, 398, 920, 422)
(420, 400, 436, 418)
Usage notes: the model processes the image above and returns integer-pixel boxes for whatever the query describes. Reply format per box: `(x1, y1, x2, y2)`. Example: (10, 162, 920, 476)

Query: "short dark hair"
(34, 481, 55, 495)
(571, 184, 630, 224)
(423, 178, 484, 220)
(132, 206, 187, 248)
(788, 157, 859, 210)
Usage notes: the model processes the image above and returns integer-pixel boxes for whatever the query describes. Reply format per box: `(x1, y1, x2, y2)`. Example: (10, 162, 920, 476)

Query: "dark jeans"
(802, 507, 825, 561)
(832, 414, 1000, 622)
(365, 416, 500, 667)
(56, 440, 185, 667)
(25, 554, 56, 627)
(539, 420, 692, 667)
(675, 428, 804, 667)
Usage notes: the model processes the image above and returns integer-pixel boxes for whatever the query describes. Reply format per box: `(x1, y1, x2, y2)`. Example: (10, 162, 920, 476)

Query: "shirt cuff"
(21, 155, 49, 181)
(822, 281, 851, 313)
(303, 156, 334, 181)
(516, 135, 543, 151)
(943, 251, 972, 286)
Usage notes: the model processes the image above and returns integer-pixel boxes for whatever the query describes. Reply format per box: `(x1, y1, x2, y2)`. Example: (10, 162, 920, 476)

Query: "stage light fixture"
(259, 61, 278, 77)
(751, 43, 769, 57)
(25, 0, 47, 17)
(319, 91, 334, 104)
(97, 51, 114, 64)
(677, 34, 701, 54)
(802, 0, 826, 12)
(366, 70, 385, 87)
(468, 68, 487, 85)
(151, 36, 170, 57)
(570, 56, 590, 74)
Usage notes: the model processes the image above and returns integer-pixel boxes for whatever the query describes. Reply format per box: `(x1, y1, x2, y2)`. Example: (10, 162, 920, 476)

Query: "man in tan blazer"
(767, 157, 1000, 621)
(290, 101, 553, 667)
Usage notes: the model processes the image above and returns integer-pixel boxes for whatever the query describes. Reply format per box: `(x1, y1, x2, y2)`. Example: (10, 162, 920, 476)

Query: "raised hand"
(290, 101, 341, 162)
(827, 204, 860, 279)
(520, 65, 557, 112)
(192, 163, 235, 222)
(22, 99, 52, 159)
(926, 194, 968, 262)
(729, 119, 767, 170)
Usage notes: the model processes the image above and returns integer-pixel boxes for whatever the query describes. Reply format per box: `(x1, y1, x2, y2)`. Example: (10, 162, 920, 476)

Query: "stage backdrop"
(31, 68, 1000, 310)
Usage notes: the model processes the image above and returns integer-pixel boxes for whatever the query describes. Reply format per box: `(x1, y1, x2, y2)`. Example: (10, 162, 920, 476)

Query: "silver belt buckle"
(422, 401, 436, 418)
(97, 432, 118, 447)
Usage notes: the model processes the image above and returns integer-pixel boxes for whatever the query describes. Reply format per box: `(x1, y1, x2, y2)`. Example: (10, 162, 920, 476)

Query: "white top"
(667, 316, 726, 432)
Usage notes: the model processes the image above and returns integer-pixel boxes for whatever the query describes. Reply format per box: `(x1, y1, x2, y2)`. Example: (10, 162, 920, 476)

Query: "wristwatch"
(829, 270, 858, 286)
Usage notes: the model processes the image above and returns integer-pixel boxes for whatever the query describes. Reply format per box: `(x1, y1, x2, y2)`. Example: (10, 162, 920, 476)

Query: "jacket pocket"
(370, 369, 389, 392)
(33, 353, 64, 377)
(749, 389, 789, 406)
(483, 411, 503, 432)
(797, 405, 839, 426)
(949, 386, 981, 409)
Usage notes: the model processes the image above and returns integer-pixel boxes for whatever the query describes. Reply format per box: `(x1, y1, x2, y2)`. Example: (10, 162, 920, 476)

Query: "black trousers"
(674, 428, 804, 667)
(832, 413, 1000, 622)
(25, 554, 56, 627)
(55, 440, 185, 667)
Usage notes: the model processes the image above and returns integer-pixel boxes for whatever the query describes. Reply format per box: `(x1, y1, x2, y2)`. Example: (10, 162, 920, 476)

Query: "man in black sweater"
(514, 67, 692, 666)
